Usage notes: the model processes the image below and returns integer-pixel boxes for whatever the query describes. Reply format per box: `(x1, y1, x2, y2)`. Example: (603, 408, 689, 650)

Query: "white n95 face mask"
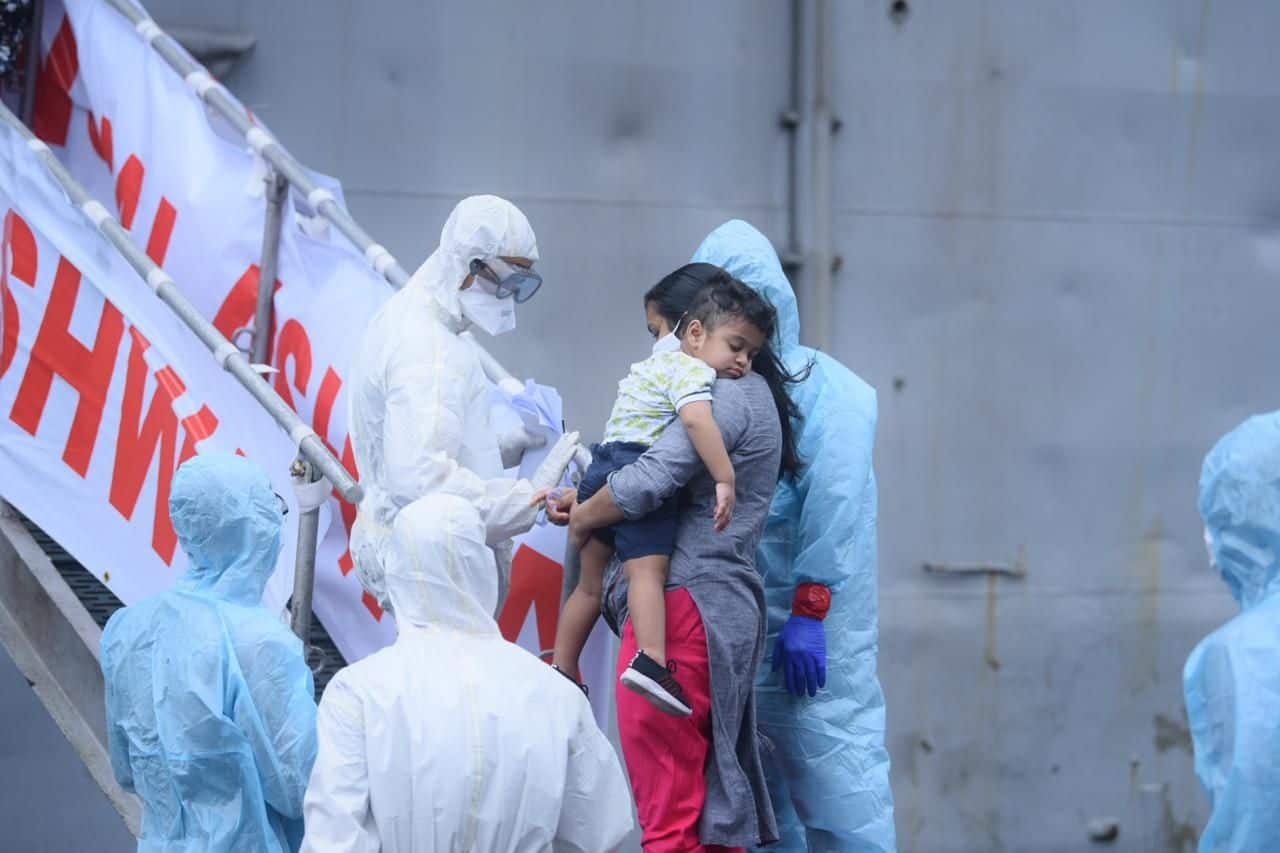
(459, 288, 517, 336)
(651, 330, 681, 355)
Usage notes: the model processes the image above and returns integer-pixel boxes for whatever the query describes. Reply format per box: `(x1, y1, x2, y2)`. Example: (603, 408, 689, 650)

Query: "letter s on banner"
(2, 211, 38, 379)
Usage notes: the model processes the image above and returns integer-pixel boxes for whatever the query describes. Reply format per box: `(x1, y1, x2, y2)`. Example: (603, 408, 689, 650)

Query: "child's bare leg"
(551, 537, 613, 680)
(624, 555, 671, 667)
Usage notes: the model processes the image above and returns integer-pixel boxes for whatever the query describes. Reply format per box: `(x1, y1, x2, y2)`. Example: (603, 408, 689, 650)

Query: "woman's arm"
(678, 401, 734, 487)
(570, 486, 626, 548)
(604, 378, 751, 521)
(569, 401, 735, 540)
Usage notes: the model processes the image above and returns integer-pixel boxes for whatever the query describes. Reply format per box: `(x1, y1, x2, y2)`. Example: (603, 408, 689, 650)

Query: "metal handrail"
(104, 0, 524, 391)
(0, 101, 363, 504)
(98, 0, 590, 635)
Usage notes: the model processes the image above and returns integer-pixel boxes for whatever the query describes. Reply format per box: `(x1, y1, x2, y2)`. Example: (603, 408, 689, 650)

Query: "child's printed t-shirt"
(602, 351, 716, 446)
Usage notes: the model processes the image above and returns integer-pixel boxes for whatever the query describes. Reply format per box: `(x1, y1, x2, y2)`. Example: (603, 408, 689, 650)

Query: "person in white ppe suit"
(348, 195, 577, 611)
(301, 493, 634, 852)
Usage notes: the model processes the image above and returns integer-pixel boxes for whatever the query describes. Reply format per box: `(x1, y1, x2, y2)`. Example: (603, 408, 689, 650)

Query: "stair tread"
(17, 514, 347, 700)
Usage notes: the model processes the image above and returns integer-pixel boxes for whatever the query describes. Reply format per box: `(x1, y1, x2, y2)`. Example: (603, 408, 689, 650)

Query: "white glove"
(531, 431, 581, 492)
(498, 425, 548, 469)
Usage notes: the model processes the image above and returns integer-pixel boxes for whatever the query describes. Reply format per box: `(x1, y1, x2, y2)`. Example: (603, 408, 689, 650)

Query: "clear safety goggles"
(469, 257, 543, 304)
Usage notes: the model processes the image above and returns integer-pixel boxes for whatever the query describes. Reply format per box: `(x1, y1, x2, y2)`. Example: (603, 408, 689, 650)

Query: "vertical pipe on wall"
(787, 0, 836, 351)
(808, 0, 834, 352)
(18, 0, 43, 125)
(785, 0, 806, 266)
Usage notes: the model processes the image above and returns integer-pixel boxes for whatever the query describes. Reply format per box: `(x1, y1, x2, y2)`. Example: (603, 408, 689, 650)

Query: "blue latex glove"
(773, 614, 827, 697)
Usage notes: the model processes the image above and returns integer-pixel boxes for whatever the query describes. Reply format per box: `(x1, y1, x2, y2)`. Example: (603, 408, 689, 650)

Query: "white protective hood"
(408, 194, 539, 327)
(385, 492, 501, 635)
(302, 493, 634, 853)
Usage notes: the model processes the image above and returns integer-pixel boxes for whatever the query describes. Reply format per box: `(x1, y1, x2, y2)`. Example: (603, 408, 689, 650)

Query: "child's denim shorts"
(577, 441, 679, 561)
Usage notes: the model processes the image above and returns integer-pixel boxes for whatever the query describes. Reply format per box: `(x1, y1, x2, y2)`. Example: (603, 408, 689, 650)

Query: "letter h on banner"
(9, 252, 124, 477)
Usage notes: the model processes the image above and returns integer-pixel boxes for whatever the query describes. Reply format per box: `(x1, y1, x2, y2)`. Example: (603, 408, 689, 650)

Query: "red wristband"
(792, 583, 832, 620)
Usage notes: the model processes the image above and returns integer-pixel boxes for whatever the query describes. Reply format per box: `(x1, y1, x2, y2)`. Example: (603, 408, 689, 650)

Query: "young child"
(552, 278, 768, 716)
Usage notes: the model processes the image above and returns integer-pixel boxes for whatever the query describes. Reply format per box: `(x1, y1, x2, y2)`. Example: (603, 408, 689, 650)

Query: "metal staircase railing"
(101, 0, 593, 633)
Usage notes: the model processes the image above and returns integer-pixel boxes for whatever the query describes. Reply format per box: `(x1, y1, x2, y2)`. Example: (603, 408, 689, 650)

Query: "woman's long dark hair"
(644, 262, 724, 334)
(646, 264, 810, 479)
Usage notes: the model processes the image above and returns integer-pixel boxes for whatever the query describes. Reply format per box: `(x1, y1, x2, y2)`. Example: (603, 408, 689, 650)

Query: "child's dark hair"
(684, 277, 809, 479)
(644, 262, 727, 334)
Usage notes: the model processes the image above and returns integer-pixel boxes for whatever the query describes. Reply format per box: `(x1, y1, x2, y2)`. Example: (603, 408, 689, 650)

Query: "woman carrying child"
(549, 264, 807, 852)
(550, 265, 741, 716)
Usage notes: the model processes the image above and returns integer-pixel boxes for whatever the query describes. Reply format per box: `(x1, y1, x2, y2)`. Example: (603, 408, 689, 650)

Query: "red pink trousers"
(615, 588, 744, 853)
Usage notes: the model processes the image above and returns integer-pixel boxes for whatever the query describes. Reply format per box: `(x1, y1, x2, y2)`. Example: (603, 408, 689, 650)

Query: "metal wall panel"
(141, 0, 792, 434)
(127, 1, 1280, 849)
(829, 2, 1279, 849)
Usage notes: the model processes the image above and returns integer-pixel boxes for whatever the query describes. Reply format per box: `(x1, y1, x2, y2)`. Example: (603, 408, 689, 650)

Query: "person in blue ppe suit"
(693, 220, 895, 852)
(1184, 411, 1280, 852)
(101, 453, 317, 852)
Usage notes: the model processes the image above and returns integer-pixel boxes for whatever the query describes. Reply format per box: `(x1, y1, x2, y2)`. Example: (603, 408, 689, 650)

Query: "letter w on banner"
(34, 0, 617, 717)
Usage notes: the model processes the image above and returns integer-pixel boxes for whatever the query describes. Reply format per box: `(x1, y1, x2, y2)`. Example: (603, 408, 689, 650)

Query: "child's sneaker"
(620, 650, 693, 717)
(551, 664, 589, 698)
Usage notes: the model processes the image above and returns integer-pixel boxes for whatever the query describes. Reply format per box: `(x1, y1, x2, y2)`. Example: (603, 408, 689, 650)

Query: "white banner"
(21, 0, 616, 720)
(0, 114, 301, 614)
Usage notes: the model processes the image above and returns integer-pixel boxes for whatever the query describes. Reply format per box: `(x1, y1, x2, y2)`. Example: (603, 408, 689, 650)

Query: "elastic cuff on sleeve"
(792, 582, 832, 620)
(674, 391, 713, 412)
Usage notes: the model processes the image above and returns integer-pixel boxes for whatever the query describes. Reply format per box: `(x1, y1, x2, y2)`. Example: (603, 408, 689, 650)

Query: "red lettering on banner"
(273, 319, 312, 410)
(176, 404, 219, 491)
(0, 282, 12, 380)
(87, 113, 113, 170)
(33, 16, 77, 146)
(6, 212, 37, 283)
(498, 545, 564, 659)
(109, 329, 182, 562)
(180, 406, 219, 458)
(115, 155, 143, 230)
(1, 212, 38, 379)
(363, 590, 383, 621)
(110, 154, 179, 266)
(110, 329, 222, 564)
(312, 367, 342, 445)
(312, 366, 361, 573)
(145, 198, 177, 266)
(337, 436, 358, 575)
(212, 265, 279, 359)
(10, 257, 124, 477)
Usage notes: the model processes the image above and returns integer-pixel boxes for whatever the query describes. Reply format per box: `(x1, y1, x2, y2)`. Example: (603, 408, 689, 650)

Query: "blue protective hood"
(169, 452, 283, 606)
(692, 220, 896, 849)
(1199, 411, 1280, 610)
(692, 220, 801, 352)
